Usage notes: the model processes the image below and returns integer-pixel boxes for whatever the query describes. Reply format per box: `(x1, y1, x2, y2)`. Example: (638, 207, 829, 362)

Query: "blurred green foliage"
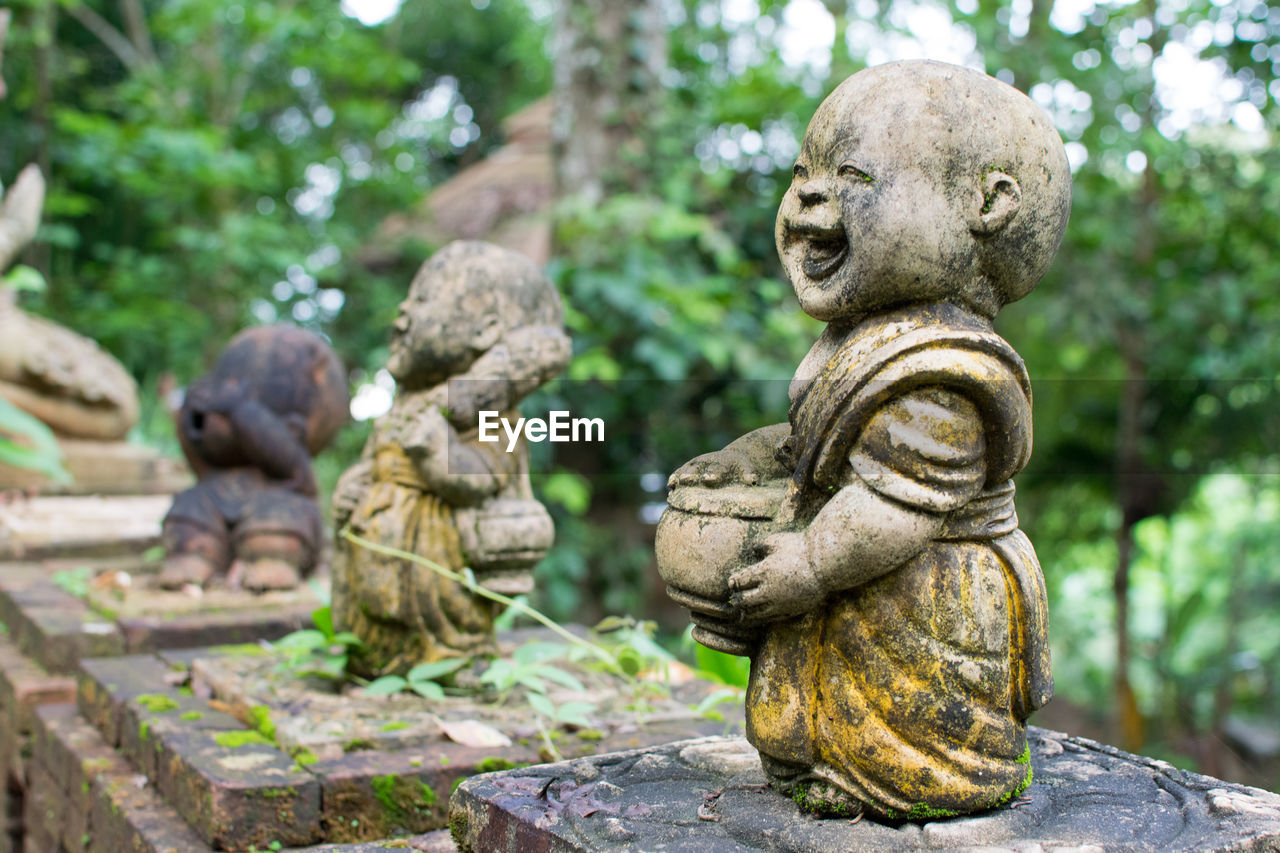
(2, 0, 1279, 786)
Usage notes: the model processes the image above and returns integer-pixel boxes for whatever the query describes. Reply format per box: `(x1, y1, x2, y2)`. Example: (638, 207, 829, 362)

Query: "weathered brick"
(0, 635, 77, 738)
(154, 726, 322, 849)
(76, 655, 173, 748)
(21, 766, 60, 849)
(119, 605, 312, 654)
(117, 692, 240, 783)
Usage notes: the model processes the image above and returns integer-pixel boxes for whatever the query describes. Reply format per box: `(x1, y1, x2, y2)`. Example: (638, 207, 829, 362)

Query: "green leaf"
(515, 671, 550, 694)
(540, 471, 592, 516)
(556, 701, 595, 728)
(593, 616, 631, 633)
(406, 658, 467, 683)
(513, 641, 570, 666)
(273, 630, 329, 651)
(311, 606, 335, 641)
(330, 632, 365, 649)
(694, 688, 741, 718)
(1, 265, 46, 293)
(0, 397, 69, 482)
(616, 647, 643, 677)
(694, 643, 751, 689)
(526, 692, 555, 719)
(531, 665, 585, 694)
(409, 680, 445, 700)
(363, 676, 408, 696)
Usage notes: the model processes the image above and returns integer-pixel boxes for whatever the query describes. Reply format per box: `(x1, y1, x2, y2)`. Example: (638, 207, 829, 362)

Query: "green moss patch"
(476, 757, 517, 773)
(135, 693, 180, 713)
(370, 774, 438, 824)
(214, 730, 273, 749)
(290, 747, 318, 766)
(212, 643, 270, 657)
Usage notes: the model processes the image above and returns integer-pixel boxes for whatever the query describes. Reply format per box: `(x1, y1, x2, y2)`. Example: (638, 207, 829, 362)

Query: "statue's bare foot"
(158, 554, 216, 590)
(790, 781, 864, 820)
(242, 558, 301, 592)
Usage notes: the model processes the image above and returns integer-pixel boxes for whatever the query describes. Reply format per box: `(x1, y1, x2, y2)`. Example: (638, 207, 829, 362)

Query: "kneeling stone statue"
(657, 60, 1070, 819)
(332, 242, 570, 678)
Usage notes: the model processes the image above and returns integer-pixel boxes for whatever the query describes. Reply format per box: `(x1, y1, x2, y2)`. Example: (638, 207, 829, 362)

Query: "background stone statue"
(161, 325, 348, 591)
(657, 60, 1071, 819)
(331, 241, 570, 678)
(0, 165, 140, 444)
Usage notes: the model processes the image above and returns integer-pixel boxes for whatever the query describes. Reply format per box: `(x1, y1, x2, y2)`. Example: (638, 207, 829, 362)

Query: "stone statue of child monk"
(162, 325, 349, 591)
(662, 61, 1070, 819)
(331, 241, 570, 678)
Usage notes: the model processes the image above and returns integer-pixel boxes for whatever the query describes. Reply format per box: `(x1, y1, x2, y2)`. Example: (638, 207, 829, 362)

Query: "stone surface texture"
(331, 241, 571, 677)
(0, 441, 190, 497)
(0, 559, 319, 674)
(0, 556, 319, 852)
(62, 631, 738, 848)
(450, 729, 1280, 852)
(25, 702, 457, 852)
(0, 166, 141, 446)
(656, 60, 1071, 817)
(0, 496, 172, 561)
(163, 324, 349, 592)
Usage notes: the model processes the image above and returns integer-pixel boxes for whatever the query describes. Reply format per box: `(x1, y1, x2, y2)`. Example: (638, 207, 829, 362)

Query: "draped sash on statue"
(746, 302, 1053, 816)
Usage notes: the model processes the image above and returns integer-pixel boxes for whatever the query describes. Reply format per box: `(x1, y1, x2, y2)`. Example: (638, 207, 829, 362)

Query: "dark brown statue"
(161, 325, 348, 591)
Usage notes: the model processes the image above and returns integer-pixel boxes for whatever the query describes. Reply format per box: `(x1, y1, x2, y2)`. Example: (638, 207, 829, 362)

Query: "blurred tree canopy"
(2, 0, 1279, 786)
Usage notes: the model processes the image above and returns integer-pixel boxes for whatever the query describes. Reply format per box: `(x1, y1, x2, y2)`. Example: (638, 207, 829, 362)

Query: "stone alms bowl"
(655, 482, 788, 655)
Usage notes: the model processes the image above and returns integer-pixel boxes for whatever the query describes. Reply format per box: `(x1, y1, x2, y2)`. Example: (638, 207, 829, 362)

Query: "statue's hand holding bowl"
(669, 448, 764, 489)
(728, 531, 822, 625)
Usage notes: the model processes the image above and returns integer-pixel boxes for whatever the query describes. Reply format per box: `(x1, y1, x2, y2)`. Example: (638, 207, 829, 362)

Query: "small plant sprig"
(50, 565, 95, 598)
(340, 529, 617, 666)
(274, 605, 364, 681)
(340, 530, 683, 756)
(363, 657, 468, 700)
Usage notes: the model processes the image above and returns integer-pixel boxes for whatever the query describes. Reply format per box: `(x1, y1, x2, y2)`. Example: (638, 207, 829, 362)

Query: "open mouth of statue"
(792, 224, 848, 280)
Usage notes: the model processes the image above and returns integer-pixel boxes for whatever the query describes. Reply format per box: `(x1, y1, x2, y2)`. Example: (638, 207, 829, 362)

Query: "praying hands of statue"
(402, 404, 510, 507)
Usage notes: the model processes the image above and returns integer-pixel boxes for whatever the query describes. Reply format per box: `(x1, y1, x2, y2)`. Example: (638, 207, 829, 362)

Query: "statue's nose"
(796, 180, 828, 207)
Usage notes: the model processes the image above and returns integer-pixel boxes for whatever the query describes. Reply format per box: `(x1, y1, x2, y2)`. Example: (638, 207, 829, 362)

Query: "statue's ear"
(970, 170, 1021, 236)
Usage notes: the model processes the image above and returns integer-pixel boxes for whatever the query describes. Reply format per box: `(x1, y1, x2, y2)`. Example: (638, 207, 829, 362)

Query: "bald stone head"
(387, 241, 565, 388)
(776, 60, 1071, 322)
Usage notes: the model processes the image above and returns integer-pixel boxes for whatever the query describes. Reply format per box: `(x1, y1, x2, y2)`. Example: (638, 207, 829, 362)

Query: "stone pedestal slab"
(449, 729, 1280, 852)
(0, 440, 191, 499)
(0, 560, 320, 674)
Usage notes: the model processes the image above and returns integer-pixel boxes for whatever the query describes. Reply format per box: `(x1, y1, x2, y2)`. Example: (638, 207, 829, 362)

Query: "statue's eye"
(792, 163, 809, 180)
(838, 163, 873, 183)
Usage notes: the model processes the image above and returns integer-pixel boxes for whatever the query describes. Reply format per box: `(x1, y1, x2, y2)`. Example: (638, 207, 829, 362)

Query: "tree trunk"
(550, 0, 666, 207)
(1112, 0, 1169, 753)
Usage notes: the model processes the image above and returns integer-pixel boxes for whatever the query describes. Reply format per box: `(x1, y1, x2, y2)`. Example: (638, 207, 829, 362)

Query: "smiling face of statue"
(775, 71, 988, 324)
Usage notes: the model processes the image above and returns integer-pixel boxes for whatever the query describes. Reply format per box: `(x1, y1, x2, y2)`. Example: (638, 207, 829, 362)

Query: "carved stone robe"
(746, 301, 1053, 817)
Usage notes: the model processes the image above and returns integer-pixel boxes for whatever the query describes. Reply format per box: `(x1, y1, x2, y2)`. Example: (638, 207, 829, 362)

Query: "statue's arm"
(402, 405, 510, 506)
(331, 458, 373, 530)
(227, 399, 317, 496)
(730, 387, 986, 623)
